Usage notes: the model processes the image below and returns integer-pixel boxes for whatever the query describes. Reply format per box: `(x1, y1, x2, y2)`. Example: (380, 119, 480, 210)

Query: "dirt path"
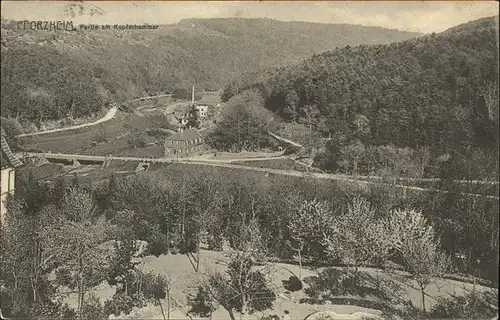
(16, 93, 173, 138)
(268, 130, 304, 148)
(17, 106, 118, 138)
(19, 150, 499, 200)
(19, 151, 499, 200)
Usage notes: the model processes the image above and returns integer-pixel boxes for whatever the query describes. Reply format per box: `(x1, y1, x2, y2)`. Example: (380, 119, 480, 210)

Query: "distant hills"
(1, 17, 420, 125)
(221, 16, 499, 178)
(63, 2, 107, 19)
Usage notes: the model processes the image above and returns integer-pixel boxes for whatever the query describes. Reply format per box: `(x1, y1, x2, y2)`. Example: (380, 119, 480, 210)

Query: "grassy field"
(20, 111, 168, 158)
(198, 92, 222, 105)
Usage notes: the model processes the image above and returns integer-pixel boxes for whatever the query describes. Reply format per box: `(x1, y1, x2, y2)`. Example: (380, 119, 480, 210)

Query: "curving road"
(15, 93, 174, 138)
(18, 151, 499, 200)
(17, 106, 118, 138)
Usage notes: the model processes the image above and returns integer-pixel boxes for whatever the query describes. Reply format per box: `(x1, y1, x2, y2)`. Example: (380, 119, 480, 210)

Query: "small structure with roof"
(164, 128, 204, 157)
(1, 127, 23, 223)
(195, 105, 208, 118)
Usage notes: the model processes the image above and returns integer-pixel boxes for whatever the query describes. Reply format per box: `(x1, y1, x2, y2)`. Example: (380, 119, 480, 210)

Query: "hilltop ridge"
(1, 17, 420, 126)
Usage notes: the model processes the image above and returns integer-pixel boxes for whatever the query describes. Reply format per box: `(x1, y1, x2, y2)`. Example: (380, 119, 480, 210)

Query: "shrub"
(430, 291, 498, 319)
(284, 275, 303, 292)
(178, 236, 199, 254)
(146, 128, 169, 138)
(146, 232, 168, 257)
(1, 117, 25, 149)
(1, 117, 23, 136)
(94, 125, 108, 143)
(207, 234, 223, 251)
(81, 294, 107, 320)
(127, 135, 147, 149)
(304, 268, 358, 299)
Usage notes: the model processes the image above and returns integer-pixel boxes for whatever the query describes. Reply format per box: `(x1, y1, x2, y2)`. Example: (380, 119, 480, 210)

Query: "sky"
(1, 1, 498, 34)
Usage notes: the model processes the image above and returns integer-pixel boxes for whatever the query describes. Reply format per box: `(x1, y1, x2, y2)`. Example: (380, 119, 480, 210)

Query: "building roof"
(1, 127, 23, 169)
(166, 128, 203, 141)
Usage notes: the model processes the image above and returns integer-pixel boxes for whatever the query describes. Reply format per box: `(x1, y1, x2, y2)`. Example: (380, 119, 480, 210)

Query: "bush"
(146, 128, 169, 138)
(178, 236, 199, 254)
(1, 117, 23, 136)
(1, 117, 25, 149)
(304, 268, 358, 299)
(94, 125, 108, 143)
(30, 298, 77, 320)
(146, 232, 169, 257)
(127, 135, 147, 149)
(207, 234, 223, 251)
(81, 294, 107, 320)
(430, 292, 498, 319)
(284, 275, 303, 292)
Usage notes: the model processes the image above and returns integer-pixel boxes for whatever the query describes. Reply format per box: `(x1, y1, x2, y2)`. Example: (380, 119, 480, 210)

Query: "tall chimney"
(191, 85, 195, 105)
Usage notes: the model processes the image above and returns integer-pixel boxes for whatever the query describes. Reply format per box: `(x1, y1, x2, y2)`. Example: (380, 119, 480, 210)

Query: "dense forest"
(221, 16, 499, 180)
(0, 18, 420, 126)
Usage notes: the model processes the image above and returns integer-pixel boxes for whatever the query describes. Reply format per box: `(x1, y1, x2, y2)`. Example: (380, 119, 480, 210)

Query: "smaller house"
(195, 105, 208, 118)
(164, 128, 204, 157)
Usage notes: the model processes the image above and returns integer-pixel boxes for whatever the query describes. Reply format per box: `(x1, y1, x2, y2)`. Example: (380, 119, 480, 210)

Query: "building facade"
(164, 128, 204, 157)
(195, 105, 208, 118)
(1, 127, 23, 225)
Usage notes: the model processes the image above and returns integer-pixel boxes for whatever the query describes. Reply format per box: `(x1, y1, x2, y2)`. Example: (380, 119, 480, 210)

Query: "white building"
(1, 127, 23, 225)
(195, 105, 208, 118)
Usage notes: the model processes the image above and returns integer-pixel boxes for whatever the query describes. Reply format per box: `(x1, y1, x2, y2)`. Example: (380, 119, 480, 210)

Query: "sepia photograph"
(0, 1, 499, 319)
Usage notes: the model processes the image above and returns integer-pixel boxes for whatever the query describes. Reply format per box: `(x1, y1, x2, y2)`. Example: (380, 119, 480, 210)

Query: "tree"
(104, 236, 147, 318)
(353, 114, 371, 143)
(207, 103, 270, 152)
(45, 188, 115, 318)
(185, 105, 201, 129)
(1, 184, 113, 320)
(385, 208, 451, 312)
(189, 220, 276, 320)
(287, 198, 333, 279)
(338, 141, 366, 175)
(302, 104, 320, 158)
(323, 197, 392, 285)
(141, 272, 172, 320)
(478, 80, 499, 121)
(0, 199, 56, 318)
(172, 87, 189, 100)
(190, 257, 276, 320)
(283, 90, 299, 122)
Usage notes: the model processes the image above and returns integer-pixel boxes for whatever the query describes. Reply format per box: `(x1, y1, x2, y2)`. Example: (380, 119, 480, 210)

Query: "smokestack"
(192, 85, 195, 105)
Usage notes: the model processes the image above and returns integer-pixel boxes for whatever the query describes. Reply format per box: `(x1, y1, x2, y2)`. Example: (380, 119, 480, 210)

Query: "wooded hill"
(221, 16, 499, 180)
(0, 18, 420, 125)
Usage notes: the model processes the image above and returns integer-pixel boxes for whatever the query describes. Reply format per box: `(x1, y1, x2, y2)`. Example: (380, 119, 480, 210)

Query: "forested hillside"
(0, 18, 420, 126)
(221, 16, 499, 180)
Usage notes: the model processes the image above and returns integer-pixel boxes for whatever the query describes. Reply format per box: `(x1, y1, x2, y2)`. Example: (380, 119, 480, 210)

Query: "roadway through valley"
(19, 151, 499, 200)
